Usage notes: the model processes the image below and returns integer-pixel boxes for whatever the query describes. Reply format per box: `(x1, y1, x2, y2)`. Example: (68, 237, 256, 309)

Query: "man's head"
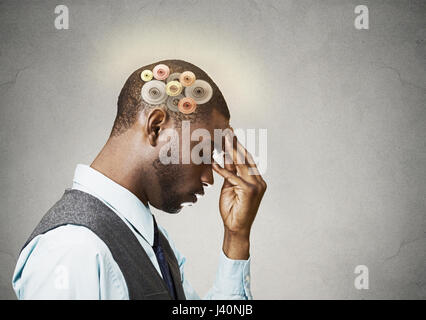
(101, 59, 231, 213)
(111, 59, 230, 135)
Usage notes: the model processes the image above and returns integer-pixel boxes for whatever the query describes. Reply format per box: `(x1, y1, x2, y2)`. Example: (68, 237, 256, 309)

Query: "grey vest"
(22, 189, 186, 300)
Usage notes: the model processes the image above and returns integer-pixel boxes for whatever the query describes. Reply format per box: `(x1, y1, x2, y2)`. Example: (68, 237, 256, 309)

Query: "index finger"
(234, 137, 262, 178)
(224, 132, 262, 182)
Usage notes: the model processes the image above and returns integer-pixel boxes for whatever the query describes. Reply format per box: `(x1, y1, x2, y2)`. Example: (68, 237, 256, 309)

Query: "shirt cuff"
(213, 250, 252, 299)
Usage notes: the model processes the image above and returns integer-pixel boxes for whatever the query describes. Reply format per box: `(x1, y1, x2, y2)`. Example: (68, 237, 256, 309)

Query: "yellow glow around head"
(90, 20, 270, 118)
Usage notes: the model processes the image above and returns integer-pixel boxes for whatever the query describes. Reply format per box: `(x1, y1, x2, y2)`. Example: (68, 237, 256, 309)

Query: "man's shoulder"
(13, 224, 128, 299)
(22, 224, 112, 260)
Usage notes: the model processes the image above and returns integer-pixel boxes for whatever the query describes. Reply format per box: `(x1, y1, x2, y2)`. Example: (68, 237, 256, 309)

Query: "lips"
(180, 188, 205, 208)
(190, 189, 204, 203)
(194, 187, 205, 198)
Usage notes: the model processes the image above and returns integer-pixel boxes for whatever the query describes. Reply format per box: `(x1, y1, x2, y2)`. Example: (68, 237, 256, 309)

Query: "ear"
(145, 108, 168, 147)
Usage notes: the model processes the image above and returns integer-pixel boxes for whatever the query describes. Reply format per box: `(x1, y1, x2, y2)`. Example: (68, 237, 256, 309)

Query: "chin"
(167, 207, 182, 214)
(161, 203, 183, 214)
(158, 193, 196, 214)
(149, 200, 181, 214)
(163, 200, 197, 214)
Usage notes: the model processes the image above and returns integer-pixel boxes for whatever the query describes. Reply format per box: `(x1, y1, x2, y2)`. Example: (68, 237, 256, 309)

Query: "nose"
(200, 165, 214, 187)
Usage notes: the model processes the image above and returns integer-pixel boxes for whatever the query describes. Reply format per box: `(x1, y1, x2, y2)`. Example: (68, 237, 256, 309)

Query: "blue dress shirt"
(12, 164, 252, 300)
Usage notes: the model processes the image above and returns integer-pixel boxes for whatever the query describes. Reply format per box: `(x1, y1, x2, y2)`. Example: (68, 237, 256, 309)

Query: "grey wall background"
(0, 0, 425, 299)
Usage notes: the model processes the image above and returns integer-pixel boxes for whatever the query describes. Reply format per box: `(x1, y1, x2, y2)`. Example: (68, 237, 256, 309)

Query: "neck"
(90, 133, 149, 206)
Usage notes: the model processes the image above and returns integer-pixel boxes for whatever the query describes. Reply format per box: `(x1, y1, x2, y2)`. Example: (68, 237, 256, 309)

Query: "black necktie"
(152, 216, 176, 299)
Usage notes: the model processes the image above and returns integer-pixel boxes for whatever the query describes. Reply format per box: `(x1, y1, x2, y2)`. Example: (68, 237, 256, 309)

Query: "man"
(12, 59, 266, 299)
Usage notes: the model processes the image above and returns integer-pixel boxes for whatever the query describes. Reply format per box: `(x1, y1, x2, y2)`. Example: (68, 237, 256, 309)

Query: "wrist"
(222, 228, 250, 260)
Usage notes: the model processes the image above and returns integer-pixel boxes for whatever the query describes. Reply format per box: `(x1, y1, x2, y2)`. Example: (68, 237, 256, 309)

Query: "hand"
(212, 132, 267, 259)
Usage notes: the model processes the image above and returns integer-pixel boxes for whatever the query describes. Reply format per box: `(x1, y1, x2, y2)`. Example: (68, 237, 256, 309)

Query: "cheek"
(177, 165, 203, 188)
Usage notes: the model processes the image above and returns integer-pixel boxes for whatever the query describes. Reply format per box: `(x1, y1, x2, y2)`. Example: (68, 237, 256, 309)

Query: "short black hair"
(111, 59, 230, 136)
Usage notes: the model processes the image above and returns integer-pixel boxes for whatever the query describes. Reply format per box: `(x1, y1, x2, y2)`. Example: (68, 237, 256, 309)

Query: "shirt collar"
(72, 164, 154, 246)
